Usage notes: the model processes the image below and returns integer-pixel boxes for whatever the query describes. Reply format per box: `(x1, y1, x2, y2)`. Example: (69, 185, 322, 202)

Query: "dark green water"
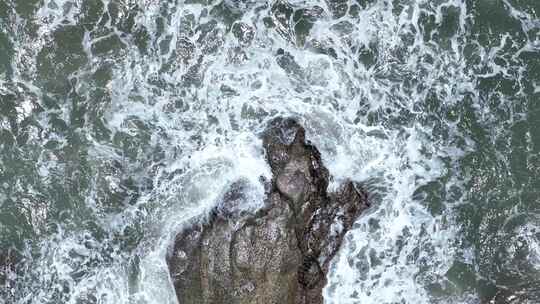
(0, 0, 539, 303)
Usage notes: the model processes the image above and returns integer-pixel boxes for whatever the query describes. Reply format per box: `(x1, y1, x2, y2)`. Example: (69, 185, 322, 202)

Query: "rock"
(0, 249, 16, 296)
(167, 118, 370, 304)
(484, 283, 540, 304)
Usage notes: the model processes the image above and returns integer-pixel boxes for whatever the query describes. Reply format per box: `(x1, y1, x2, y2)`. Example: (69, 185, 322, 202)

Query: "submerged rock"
(485, 283, 540, 304)
(167, 118, 370, 304)
(0, 249, 16, 293)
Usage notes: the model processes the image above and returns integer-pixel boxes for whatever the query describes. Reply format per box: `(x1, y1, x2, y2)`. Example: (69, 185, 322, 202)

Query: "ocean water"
(0, 0, 539, 303)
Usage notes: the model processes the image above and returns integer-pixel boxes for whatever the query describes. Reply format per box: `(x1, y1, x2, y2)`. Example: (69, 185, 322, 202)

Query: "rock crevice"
(167, 118, 370, 304)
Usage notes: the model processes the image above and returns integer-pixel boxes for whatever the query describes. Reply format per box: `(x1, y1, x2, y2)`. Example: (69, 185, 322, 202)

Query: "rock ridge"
(167, 118, 370, 304)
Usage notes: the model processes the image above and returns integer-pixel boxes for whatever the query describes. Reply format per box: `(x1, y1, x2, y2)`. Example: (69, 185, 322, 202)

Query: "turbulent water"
(0, 0, 539, 303)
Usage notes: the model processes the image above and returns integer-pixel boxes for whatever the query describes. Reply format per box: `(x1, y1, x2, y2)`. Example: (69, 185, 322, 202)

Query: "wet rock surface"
(167, 118, 370, 304)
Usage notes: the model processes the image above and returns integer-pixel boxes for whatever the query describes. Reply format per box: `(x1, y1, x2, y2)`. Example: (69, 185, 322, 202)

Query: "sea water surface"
(0, 0, 539, 303)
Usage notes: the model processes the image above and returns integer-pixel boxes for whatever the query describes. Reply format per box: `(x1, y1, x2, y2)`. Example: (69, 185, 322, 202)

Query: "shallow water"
(0, 0, 539, 303)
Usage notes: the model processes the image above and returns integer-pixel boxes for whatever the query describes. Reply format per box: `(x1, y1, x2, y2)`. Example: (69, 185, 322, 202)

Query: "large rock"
(167, 118, 370, 304)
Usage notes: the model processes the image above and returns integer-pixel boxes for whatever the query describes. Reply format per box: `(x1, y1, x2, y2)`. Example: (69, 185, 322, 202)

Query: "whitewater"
(0, 0, 539, 303)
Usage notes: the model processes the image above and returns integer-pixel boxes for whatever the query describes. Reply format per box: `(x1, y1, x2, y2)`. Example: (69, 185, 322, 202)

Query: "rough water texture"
(1, 0, 540, 304)
(167, 118, 370, 304)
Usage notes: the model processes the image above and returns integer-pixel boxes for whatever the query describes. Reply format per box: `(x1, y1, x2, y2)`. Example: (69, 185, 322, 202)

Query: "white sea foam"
(7, 0, 537, 303)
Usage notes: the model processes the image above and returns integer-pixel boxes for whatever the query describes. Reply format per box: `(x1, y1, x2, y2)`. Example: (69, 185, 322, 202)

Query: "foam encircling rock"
(166, 118, 370, 304)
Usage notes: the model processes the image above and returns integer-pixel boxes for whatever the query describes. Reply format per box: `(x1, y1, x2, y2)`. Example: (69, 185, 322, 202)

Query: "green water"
(0, 0, 539, 303)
